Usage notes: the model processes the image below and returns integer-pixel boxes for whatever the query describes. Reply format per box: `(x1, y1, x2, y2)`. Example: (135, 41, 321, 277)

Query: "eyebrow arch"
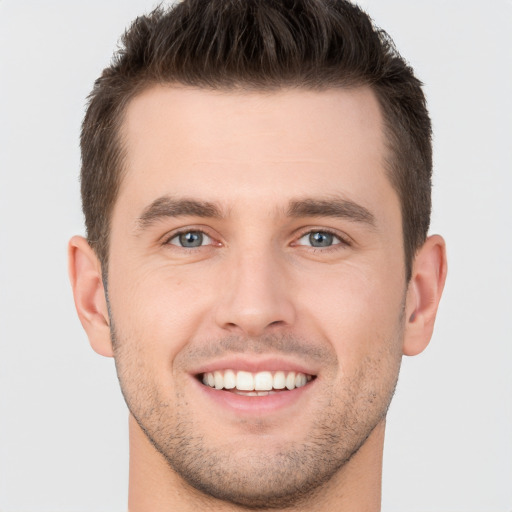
(136, 196, 224, 230)
(287, 197, 376, 227)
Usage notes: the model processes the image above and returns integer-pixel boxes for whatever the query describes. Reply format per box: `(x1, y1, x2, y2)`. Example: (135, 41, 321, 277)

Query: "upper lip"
(191, 355, 319, 377)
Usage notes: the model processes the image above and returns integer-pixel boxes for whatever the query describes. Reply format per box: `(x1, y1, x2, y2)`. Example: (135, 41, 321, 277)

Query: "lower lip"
(194, 378, 315, 414)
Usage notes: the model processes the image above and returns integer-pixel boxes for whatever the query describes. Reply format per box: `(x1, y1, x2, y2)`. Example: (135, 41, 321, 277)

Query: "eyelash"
(163, 227, 351, 251)
(164, 228, 216, 248)
(293, 228, 351, 251)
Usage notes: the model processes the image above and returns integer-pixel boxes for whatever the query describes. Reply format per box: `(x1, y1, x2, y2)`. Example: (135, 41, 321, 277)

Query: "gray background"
(0, 1, 511, 510)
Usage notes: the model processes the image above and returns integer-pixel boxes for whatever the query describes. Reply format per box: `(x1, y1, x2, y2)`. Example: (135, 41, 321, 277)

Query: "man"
(68, 0, 447, 510)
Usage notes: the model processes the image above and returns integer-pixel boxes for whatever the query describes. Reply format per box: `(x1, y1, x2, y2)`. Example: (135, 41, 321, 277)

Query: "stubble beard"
(111, 322, 404, 510)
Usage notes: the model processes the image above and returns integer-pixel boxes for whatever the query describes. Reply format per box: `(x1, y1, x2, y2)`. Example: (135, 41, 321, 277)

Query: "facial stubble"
(110, 314, 404, 510)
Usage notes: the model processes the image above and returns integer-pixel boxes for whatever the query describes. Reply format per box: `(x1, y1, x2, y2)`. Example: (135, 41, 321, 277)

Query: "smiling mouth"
(199, 369, 315, 396)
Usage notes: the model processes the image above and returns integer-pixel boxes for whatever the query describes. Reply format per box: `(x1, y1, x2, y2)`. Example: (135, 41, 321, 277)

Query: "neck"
(127, 414, 384, 512)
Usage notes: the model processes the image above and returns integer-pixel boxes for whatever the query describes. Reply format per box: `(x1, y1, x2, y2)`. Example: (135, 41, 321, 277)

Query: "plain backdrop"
(0, 1, 511, 511)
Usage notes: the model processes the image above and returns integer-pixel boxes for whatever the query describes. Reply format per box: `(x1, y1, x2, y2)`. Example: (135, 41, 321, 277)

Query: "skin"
(69, 85, 447, 511)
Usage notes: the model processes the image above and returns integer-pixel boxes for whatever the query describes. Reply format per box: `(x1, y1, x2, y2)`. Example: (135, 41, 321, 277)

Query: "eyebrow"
(136, 196, 224, 230)
(287, 197, 376, 227)
(135, 194, 376, 231)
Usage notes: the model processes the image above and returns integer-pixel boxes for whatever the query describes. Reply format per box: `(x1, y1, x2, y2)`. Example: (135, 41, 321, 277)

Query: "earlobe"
(403, 234, 447, 356)
(68, 236, 114, 357)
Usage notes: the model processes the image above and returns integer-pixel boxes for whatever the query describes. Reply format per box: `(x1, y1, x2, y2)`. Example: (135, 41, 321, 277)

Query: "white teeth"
(223, 369, 236, 389)
(273, 371, 286, 389)
(201, 369, 313, 392)
(254, 371, 273, 391)
(285, 372, 296, 390)
(295, 373, 307, 388)
(234, 390, 277, 396)
(214, 371, 224, 389)
(236, 371, 254, 391)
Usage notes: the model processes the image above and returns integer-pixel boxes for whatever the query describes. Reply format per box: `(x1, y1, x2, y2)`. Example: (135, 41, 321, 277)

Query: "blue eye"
(297, 231, 342, 248)
(168, 231, 212, 248)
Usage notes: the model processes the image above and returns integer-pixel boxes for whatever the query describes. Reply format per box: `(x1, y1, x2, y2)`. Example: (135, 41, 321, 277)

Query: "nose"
(214, 248, 296, 337)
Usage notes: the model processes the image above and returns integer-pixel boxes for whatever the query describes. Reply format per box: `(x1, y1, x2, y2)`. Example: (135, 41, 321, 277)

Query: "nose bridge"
(214, 242, 295, 336)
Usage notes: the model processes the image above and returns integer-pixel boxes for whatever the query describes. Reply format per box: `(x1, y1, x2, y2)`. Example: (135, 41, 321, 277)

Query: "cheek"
(107, 261, 216, 358)
(294, 261, 405, 363)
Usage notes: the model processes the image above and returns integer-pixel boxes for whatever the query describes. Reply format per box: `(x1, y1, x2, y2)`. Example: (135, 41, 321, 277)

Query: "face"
(107, 85, 407, 507)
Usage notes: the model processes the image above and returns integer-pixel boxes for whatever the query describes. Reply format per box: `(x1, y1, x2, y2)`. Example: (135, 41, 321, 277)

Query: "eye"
(296, 230, 345, 248)
(167, 230, 213, 248)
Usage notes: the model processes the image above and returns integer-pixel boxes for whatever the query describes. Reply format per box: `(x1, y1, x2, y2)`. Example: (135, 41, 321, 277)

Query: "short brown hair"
(81, 0, 432, 280)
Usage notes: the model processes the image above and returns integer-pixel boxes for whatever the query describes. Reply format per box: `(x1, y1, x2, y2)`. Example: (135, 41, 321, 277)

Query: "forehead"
(117, 85, 395, 221)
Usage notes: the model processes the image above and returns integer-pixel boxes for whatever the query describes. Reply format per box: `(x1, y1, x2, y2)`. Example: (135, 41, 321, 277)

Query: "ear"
(68, 236, 113, 357)
(403, 234, 447, 356)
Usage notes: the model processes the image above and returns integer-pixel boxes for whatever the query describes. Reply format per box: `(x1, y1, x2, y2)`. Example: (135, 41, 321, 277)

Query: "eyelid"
(161, 226, 221, 247)
(292, 227, 352, 248)
(159, 225, 352, 249)
(168, 232, 212, 247)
